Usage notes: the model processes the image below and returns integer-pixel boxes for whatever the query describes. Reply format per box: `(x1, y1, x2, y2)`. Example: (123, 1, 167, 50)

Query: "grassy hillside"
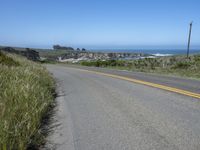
(0, 52, 55, 149)
(39, 49, 71, 59)
(0, 52, 20, 66)
(81, 54, 200, 79)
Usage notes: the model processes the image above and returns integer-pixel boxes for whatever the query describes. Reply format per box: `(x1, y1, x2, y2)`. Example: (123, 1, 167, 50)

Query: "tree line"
(53, 45, 86, 51)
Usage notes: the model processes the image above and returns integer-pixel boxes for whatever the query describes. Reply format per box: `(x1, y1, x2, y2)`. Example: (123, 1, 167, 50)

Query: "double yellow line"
(76, 68, 200, 99)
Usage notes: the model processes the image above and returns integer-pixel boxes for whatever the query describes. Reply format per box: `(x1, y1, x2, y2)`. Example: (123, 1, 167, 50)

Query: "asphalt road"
(63, 64, 200, 94)
(43, 65, 200, 150)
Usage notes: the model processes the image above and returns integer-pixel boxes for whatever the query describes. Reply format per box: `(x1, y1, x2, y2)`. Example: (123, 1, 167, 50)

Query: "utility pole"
(187, 22, 193, 58)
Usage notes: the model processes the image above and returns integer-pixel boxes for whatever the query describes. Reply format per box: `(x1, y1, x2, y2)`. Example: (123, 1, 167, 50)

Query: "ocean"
(91, 49, 200, 56)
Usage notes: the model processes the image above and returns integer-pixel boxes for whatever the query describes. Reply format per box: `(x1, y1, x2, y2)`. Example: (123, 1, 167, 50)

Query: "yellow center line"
(72, 67, 200, 99)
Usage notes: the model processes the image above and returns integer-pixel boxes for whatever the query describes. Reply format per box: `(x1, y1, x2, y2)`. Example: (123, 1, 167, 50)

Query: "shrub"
(172, 61, 191, 69)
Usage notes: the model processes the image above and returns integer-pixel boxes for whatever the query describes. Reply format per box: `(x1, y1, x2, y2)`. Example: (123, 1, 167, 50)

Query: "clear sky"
(0, 0, 200, 49)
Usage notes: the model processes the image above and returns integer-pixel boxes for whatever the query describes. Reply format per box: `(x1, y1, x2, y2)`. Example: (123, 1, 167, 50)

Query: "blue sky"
(0, 0, 200, 49)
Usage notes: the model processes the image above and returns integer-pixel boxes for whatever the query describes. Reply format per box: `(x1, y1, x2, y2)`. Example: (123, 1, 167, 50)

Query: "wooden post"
(187, 22, 193, 58)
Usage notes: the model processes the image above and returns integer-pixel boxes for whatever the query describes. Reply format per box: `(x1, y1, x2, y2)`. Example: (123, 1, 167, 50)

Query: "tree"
(53, 45, 74, 51)
(82, 48, 86, 52)
(53, 45, 61, 50)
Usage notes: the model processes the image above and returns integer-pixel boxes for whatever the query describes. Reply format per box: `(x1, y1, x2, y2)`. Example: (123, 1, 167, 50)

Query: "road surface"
(43, 65, 200, 150)
(61, 64, 200, 94)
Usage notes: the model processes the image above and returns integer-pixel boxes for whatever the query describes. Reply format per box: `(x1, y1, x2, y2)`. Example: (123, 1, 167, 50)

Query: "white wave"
(152, 53, 173, 57)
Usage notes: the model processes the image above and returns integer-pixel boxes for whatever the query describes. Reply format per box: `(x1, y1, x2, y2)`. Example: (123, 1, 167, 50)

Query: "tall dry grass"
(0, 52, 54, 149)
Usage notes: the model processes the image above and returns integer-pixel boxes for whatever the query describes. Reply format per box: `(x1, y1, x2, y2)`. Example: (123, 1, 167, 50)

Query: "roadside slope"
(0, 52, 55, 149)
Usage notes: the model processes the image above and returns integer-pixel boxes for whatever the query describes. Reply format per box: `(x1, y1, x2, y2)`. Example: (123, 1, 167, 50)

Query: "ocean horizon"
(90, 49, 200, 55)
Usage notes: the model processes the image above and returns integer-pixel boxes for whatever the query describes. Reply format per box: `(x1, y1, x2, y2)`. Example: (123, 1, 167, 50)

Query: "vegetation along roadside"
(0, 51, 55, 149)
(80, 54, 200, 79)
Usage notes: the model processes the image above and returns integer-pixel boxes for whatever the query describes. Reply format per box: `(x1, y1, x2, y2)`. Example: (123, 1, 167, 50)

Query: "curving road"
(43, 64, 200, 150)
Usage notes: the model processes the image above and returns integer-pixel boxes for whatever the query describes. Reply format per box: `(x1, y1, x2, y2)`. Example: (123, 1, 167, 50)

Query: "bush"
(194, 55, 200, 62)
(81, 60, 126, 67)
(172, 61, 191, 69)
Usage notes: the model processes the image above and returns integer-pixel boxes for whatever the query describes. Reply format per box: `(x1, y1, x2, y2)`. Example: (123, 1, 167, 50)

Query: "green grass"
(0, 52, 20, 67)
(80, 55, 200, 79)
(39, 49, 72, 59)
(0, 52, 55, 149)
